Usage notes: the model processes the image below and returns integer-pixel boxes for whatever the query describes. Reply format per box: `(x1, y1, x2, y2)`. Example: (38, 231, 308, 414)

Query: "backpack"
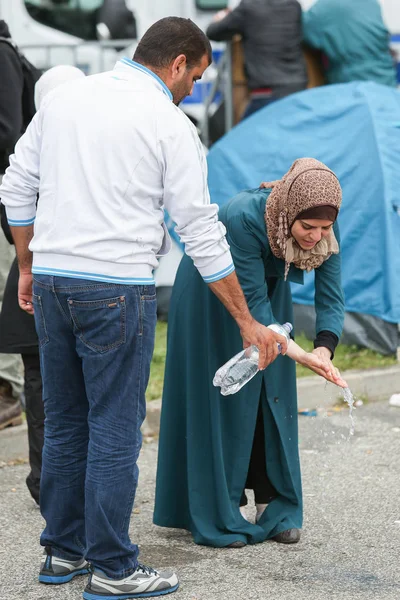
(0, 37, 41, 132)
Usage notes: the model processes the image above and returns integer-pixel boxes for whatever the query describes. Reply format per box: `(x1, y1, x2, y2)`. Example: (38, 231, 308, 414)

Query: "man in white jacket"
(0, 16, 288, 599)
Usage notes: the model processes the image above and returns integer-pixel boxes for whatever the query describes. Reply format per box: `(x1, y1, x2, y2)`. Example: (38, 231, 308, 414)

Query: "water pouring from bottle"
(213, 321, 355, 434)
(341, 387, 356, 436)
(213, 322, 293, 396)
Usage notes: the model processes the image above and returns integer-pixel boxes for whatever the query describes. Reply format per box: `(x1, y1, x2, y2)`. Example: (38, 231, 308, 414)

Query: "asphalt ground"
(1, 401, 399, 600)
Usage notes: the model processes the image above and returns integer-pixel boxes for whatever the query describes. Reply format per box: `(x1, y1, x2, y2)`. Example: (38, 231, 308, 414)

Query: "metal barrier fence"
(201, 42, 233, 148)
(19, 39, 134, 74)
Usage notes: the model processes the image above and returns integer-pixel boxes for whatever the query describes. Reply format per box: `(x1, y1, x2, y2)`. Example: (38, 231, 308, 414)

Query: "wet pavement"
(1, 401, 399, 600)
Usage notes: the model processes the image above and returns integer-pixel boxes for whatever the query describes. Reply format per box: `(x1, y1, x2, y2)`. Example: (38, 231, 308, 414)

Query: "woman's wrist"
(285, 339, 308, 363)
(314, 330, 339, 359)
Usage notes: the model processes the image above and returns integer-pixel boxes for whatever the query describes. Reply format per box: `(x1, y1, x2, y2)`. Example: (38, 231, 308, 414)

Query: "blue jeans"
(33, 275, 157, 578)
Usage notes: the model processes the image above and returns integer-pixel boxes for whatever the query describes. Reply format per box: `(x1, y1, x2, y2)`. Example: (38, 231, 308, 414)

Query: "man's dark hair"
(133, 17, 212, 69)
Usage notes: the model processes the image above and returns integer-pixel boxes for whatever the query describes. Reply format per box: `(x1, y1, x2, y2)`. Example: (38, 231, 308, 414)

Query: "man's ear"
(170, 54, 188, 79)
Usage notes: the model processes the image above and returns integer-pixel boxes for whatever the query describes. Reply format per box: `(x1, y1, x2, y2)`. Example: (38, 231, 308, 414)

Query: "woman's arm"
(312, 222, 346, 382)
(314, 222, 345, 340)
(229, 215, 347, 387)
(287, 339, 347, 388)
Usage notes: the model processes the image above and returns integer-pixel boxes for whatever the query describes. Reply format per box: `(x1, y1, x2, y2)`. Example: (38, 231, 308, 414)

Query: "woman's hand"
(285, 340, 348, 388)
(308, 347, 348, 388)
(260, 180, 279, 189)
(312, 347, 333, 363)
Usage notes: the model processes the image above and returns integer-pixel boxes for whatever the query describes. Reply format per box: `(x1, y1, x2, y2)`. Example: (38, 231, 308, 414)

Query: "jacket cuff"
(197, 250, 235, 283)
(5, 204, 36, 226)
(314, 330, 339, 359)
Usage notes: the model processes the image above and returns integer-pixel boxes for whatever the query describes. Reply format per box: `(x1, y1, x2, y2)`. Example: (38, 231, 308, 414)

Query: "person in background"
(207, 0, 308, 119)
(302, 0, 397, 87)
(0, 19, 29, 430)
(154, 158, 347, 548)
(33, 65, 86, 110)
(0, 65, 85, 506)
(0, 17, 294, 599)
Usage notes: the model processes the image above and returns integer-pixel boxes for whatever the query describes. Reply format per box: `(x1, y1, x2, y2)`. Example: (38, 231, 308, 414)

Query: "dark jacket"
(0, 20, 24, 174)
(207, 0, 308, 94)
(0, 204, 39, 355)
(0, 21, 38, 354)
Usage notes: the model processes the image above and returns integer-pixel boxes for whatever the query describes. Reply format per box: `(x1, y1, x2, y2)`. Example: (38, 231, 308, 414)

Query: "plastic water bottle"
(267, 322, 293, 354)
(213, 322, 293, 396)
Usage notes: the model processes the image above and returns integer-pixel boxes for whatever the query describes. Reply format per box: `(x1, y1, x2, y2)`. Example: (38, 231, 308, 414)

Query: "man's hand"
(10, 224, 34, 313)
(301, 348, 347, 388)
(18, 271, 34, 314)
(240, 320, 288, 370)
(208, 272, 286, 370)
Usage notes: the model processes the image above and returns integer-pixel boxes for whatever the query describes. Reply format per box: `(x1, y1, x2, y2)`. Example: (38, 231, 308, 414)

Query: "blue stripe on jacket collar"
(120, 57, 173, 101)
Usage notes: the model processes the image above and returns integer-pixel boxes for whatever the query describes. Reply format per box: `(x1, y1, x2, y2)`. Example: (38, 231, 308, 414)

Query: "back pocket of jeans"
(68, 295, 126, 353)
(32, 293, 49, 348)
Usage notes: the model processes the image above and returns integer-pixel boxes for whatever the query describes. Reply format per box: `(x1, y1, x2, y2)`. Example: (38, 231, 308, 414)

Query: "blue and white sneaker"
(83, 563, 179, 599)
(39, 546, 89, 584)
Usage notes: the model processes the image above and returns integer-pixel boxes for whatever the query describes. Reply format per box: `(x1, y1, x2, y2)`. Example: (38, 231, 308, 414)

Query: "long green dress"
(153, 188, 344, 547)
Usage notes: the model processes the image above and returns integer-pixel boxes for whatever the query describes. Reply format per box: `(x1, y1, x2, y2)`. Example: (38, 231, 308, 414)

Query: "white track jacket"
(0, 58, 234, 285)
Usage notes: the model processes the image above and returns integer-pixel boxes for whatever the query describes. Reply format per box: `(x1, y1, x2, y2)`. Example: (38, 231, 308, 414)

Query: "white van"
(2, 1, 398, 110)
(0, 0, 231, 123)
(0, 1, 228, 69)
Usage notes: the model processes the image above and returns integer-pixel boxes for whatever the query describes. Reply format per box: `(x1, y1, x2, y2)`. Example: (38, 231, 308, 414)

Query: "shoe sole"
(82, 583, 179, 599)
(39, 568, 90, 584)
(226, 541, 246, 548)
(272, 536, 301, 544)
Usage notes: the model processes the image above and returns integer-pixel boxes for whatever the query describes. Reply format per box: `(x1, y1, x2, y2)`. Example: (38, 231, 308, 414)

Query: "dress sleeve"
(314, 221, 345, 340)
(228, 214, 276, 327)
(314, 330, 339, 359)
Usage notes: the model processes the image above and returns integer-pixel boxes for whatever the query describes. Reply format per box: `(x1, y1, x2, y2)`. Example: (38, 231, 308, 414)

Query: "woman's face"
(290, 219, 334, 250)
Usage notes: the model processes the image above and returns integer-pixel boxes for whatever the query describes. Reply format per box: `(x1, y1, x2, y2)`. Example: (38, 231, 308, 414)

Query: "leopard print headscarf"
(264, 158, 342, 279)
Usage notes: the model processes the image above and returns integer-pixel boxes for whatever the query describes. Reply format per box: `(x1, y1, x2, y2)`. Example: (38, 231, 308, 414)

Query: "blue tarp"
(206, 82, 400, 324)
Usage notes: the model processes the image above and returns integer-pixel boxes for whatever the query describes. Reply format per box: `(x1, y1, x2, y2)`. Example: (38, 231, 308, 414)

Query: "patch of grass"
(146, 321, 168, 401)
(146, 323, 397, 400)
(295, 333, 397, 378)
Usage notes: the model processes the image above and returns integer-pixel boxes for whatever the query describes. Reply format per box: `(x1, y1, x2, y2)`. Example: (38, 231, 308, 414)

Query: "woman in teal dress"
(154, 158, 346, 547)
